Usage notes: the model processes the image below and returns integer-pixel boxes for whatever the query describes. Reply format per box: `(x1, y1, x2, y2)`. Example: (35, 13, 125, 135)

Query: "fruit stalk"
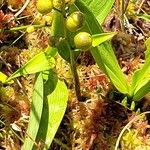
(70, 49, 82, 101)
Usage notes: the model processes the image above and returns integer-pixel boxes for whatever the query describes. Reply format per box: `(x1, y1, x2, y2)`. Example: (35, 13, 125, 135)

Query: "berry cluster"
(36, 0, 92, 51)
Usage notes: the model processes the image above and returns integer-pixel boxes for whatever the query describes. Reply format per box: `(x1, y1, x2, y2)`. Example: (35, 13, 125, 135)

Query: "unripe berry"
(66, 11, 85, 32)
(36, 0, 53, 15)
(74, 32, 92, 50)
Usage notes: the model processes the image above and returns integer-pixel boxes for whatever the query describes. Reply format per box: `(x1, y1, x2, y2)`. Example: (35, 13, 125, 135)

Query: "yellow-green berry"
(66, 11, 85, 32)
(74, 32, 92, 50)
(36, 0, 53, 14)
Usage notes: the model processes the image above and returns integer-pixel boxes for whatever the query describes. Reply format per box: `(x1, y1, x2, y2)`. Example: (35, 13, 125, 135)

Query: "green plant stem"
(0, 24, 48, 32)
(70, 50, 82, 101)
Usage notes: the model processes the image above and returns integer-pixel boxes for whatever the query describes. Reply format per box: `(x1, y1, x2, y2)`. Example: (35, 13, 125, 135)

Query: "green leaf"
(6, 52, 55, 82)
(51, 10, 70, 62)
(137, 14, 150, 22)
(34, 70, 68, 149)
(133, 79, 150, 101)
(22, 73, 44, 150)
(51, 10, 65, 37)
(0, 72, 7, 83)
(105, 65, 128, 93)
(81, 0, 115, 24)
(45, 46, 58, 57)
(92, 32, 117, 47)
(131, 37, 150, 100)
(75, 0, 129, 94)
(56, 38, 71, 62)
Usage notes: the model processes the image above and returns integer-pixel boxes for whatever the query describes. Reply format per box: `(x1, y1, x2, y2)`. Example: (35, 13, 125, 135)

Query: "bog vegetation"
(0, 0, 150, 149)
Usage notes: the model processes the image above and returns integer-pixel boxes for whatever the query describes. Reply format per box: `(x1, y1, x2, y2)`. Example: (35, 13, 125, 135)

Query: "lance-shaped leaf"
(6, 52, 55, 82)
(131, 38, 150, 100)
(51, 10, 71, 62)
(92, 32, 117, 47)
(75, 0, 129, 94)
(132, 79, 150, 101)
(81, 0, 115, 24)
(22, 73, 44, 150)
(137, 14, 150, 22)
(34, 70, 68, 149)
(45, 46, 58, 58)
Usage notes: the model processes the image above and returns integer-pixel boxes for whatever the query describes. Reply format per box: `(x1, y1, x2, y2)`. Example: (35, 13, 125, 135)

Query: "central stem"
(70, 50, 82, 101)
